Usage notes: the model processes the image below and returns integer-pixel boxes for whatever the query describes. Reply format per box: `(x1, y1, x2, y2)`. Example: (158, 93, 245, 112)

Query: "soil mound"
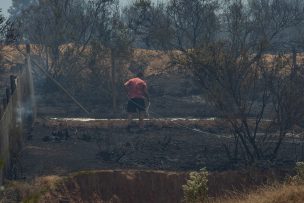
(42, 170, 187, 203)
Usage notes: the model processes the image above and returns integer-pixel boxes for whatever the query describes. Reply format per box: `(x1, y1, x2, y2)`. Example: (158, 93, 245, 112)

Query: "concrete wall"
(0, 47, 35, 185)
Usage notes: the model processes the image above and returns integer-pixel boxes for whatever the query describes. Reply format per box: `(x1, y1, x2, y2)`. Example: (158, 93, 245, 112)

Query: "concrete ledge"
(37, 117, 222, 128)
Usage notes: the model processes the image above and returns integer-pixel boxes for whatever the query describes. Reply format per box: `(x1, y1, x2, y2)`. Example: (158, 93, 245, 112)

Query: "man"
(124, 72, 150, 131)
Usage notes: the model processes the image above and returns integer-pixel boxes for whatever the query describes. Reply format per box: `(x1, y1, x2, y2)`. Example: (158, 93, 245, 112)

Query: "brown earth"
(42, 170, 187, 203)
(33, 169, 292, 203)
(0, 169, 291, 203)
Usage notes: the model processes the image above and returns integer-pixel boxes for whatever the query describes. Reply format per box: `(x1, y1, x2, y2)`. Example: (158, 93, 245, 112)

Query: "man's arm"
(124, 81, 130, 94)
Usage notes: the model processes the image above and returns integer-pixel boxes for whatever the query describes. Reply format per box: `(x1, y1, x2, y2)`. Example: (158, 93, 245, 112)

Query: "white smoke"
(16, 99, 34, 125)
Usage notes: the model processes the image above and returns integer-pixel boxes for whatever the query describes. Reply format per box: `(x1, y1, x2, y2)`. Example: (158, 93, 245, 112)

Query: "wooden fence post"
(5, 88, 10, 103)
(111, 48, 117, 115)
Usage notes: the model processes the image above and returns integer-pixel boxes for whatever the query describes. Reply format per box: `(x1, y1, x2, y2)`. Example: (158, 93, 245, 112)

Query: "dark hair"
(136, 72, 144, 78)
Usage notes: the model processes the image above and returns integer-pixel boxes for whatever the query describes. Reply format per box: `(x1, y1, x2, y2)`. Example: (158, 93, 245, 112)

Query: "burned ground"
(20, 124, 228, 179)
(18, 122, 304, 180)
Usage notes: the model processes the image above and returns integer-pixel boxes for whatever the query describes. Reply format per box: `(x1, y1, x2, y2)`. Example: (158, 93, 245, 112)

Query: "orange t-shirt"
(124, 77, 147, 99)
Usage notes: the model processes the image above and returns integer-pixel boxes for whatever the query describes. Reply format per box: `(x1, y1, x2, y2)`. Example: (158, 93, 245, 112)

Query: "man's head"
(136, 72, 144, 78)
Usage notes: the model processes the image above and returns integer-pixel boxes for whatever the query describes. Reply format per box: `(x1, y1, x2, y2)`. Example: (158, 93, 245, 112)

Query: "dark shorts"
(127, 98, 145, 113)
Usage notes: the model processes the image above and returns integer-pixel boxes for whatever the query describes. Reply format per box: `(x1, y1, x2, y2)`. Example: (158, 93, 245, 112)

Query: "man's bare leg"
(127, 113, 133, 131)
(139, 111, 145, 129)
(128, 113, 133, 125)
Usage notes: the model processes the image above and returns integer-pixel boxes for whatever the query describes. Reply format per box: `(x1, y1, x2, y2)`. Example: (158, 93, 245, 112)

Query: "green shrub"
(183, 168, 208, 203)
(0, 159, 4, 170)
(295, 162, 304, 179)
(291, 162, 304, 183)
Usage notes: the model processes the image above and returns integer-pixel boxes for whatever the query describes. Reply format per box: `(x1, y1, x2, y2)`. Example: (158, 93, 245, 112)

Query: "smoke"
(16, 98, 34, 124)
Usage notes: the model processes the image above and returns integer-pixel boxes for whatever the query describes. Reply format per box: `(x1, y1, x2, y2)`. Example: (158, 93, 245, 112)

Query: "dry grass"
(3, 44, 304, 77)
(0, 176, 61, 203)
(216, 183, 304, 203)
(2, 171, 304, 203)
(0, 45, 172, 77)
